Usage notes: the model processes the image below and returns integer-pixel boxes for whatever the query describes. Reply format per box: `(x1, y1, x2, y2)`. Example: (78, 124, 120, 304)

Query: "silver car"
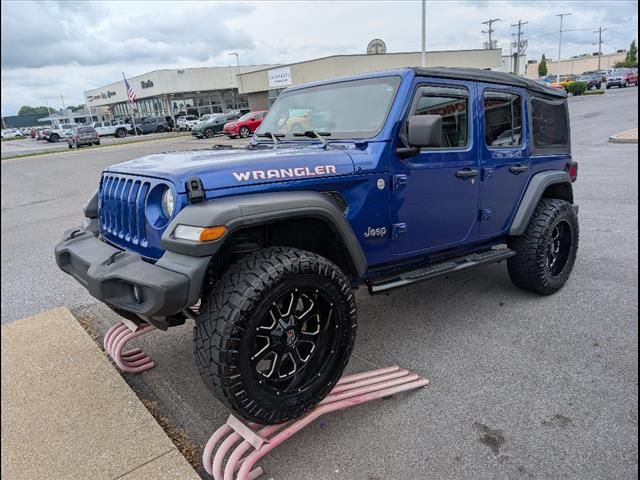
(67, 126, 100, 148)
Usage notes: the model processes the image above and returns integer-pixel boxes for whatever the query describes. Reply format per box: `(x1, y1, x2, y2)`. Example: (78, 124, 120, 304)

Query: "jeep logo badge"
(286, 329, 297, 346)
(364, 226, 387, 238)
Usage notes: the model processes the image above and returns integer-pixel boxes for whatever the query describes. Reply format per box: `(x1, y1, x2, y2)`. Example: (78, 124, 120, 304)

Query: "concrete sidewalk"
(1, 308, 199, 480)
(609, 127, 638, 143)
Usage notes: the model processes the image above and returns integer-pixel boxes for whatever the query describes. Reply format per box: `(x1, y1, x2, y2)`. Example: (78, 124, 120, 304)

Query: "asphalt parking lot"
(0, 130, 196, 158)
(1, 87, 637, 479)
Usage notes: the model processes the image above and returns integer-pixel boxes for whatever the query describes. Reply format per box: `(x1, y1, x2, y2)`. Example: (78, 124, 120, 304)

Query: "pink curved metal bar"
(103, 321, 156, 373)
(203, 366, 429, 480)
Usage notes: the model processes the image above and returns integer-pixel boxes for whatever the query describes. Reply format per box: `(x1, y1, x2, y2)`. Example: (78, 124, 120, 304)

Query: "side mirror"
(407, 114, 443, 148)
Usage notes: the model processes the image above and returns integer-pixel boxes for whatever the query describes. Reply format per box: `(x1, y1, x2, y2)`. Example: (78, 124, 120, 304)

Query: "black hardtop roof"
(412, 67, 567, 98)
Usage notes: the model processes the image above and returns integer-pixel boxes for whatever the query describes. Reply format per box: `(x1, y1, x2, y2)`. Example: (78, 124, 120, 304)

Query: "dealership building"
(237, 48, 502, 110)
(83, 65, 274, 122)
(84, 48, 502, 120)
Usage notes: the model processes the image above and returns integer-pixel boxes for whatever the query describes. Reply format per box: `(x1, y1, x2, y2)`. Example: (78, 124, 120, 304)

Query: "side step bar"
(368, 247, 515, 294)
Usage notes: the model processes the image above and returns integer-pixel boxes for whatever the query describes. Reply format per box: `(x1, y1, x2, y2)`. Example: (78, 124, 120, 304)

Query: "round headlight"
(162, 188, 175, 218)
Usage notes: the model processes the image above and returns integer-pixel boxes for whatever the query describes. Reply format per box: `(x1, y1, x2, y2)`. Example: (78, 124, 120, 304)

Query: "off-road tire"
(115, 129, 126, 138)
(50, 134, 59, 143)
(508, 198, 579, 295)
(157, 126, 166, 133)
(194, 247, 357, 424)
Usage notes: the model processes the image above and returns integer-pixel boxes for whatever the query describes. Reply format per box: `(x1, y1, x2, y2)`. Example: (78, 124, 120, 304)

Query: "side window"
(103, 121, 111, 127)
(410, 85, 469, 148)
(531, 98, 569, 149)
(94, 122, 102, 128)
(483, 91, 522, 148)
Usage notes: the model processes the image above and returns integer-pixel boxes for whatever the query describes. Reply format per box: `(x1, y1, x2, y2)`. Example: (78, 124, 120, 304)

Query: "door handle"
(455, 168, 480, 179)
(509, 165, 529, 174)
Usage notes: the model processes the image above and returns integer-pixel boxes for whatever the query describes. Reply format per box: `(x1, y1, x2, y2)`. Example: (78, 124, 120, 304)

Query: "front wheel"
(204, 128, 215, 138)
(194, 247, 357, 424)
(239, 126, 251, 138)
(508, 199, 579, 295)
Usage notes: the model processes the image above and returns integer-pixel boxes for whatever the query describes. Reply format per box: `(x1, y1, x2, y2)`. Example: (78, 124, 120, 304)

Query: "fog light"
(132, 285, 144, 304)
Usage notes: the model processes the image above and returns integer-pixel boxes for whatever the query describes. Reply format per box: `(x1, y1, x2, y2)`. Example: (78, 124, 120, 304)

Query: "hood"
(106, 146, 356, 193)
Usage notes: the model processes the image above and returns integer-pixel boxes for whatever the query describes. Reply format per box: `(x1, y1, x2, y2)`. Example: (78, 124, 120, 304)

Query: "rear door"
(478, 86, 530, 236)
(390, 81, 481, 255)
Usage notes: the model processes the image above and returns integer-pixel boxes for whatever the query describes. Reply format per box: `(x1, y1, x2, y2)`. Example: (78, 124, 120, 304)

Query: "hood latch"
(186, 176, 205, 203)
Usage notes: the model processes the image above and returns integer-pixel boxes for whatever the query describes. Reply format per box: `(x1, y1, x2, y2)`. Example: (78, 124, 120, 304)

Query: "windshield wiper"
(292, 130, 331, 147)
(256, 132, 285, 146)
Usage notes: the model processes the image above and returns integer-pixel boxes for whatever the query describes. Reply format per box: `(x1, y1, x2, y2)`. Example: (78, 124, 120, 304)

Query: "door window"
(483, 92, 522, 148)
(94, 122, 102, 128)
(103, 121, 111, 127)
(409, 85, 469, 149)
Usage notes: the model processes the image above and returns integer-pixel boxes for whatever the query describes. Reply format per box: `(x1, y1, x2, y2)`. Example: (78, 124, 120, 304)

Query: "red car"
(223, 110, 267, 138)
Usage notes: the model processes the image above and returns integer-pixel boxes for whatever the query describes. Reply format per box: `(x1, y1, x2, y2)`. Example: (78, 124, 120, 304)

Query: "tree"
(538, 54, 548, 77)
(69, 104, 86, 112)
(17, 105, 51, 116)
(625, 39, 637, 66)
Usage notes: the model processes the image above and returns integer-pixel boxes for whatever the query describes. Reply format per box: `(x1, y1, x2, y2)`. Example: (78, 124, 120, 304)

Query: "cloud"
(1, 0, 637, 116)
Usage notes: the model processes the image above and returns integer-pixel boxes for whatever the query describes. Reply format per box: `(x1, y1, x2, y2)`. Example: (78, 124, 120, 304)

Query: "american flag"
(122, 73, 137, 108)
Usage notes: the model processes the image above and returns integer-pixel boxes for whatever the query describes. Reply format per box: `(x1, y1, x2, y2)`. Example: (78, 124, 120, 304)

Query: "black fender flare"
(509, 171, 573, 236)
(161, 191, 368, 277)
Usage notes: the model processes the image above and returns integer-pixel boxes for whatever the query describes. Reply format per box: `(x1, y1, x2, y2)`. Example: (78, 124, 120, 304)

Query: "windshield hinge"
(186, 176, 205, 203)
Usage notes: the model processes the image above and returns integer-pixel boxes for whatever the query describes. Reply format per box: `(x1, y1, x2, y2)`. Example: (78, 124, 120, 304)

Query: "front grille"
(99, 174, 151, 247)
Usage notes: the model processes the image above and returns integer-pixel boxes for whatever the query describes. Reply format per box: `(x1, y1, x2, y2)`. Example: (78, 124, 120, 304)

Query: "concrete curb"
(1, 308, 200, 480)
(609, 127, 638, 144)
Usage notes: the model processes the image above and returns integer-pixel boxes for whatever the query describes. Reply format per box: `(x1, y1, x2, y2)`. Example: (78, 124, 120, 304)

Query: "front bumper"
(54, 222, 210, 329)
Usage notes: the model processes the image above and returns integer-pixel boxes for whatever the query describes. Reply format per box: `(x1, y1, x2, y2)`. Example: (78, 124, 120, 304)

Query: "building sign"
(268, 67, 292, 88)
(87, 91, 116, 102)
(141, 80, 154, 89)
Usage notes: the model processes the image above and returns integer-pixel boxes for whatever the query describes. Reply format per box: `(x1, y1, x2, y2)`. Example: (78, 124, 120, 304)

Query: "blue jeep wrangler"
(55, 67, 579, 424)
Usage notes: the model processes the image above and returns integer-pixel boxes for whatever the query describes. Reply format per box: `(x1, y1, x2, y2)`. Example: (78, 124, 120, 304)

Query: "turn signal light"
(199, 226, 227, 242)
(173, 224, 227, 242)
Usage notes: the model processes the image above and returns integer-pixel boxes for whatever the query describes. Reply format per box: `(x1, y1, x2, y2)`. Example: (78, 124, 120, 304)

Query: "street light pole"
(556, 13, 572, 83)
(228, 52, 240, 110)
(421, 0, 426, 67)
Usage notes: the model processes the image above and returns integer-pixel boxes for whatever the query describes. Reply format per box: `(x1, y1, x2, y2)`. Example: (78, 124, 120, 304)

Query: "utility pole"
(421, 0, 426, 67)
(481, 18, 501, 49)
(594, 26, 607, 71)
(556, 13, 572, 83)
(511, 20, 528, 75)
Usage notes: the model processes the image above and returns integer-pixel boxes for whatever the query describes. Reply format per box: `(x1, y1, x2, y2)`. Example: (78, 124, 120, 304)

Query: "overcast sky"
(1, 0, 637, 116)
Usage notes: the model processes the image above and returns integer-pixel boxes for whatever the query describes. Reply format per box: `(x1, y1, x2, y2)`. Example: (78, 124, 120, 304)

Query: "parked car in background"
(607, 68, 639, 88)
(92, 120, 132, 138)
(223, 110, 268, 138)
(134, 116, 172, 134)
(36, 128, 49, 140)
(45, 124, 75, 142)
(191, 111, 241, 138)
(1, 128, 24, 139)
(177, 115, 199, 131)
(67, 126, 100, 148)
(575, 73, 601, 90)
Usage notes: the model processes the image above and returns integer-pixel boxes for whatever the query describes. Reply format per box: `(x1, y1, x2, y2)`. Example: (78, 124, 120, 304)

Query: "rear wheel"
(194, 247, 357, 424)
(508, 199, 579, 295)
(157, 126, 166, 133)
(115, 129, 126, 138)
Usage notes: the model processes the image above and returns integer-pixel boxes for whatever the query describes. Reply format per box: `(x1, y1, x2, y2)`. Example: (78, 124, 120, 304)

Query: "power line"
(481, 18, 501, 49)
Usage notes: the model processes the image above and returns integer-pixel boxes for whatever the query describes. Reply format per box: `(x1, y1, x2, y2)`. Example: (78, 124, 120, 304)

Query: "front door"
(391, 82, 480, 255)
(478, 86, 531, 236)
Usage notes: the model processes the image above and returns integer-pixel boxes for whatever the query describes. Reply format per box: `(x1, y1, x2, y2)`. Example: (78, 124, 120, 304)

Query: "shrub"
(564, 81, 588, 96)
(584, 89, 605, 96)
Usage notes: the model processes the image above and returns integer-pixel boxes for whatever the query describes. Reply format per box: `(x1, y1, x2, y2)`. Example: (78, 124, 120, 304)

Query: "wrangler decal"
(232, 165, 337, 182)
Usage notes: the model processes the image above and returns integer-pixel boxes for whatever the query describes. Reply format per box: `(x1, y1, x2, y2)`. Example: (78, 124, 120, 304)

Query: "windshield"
(256, 76, 401, 140)
(238, 112, 253, 122)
